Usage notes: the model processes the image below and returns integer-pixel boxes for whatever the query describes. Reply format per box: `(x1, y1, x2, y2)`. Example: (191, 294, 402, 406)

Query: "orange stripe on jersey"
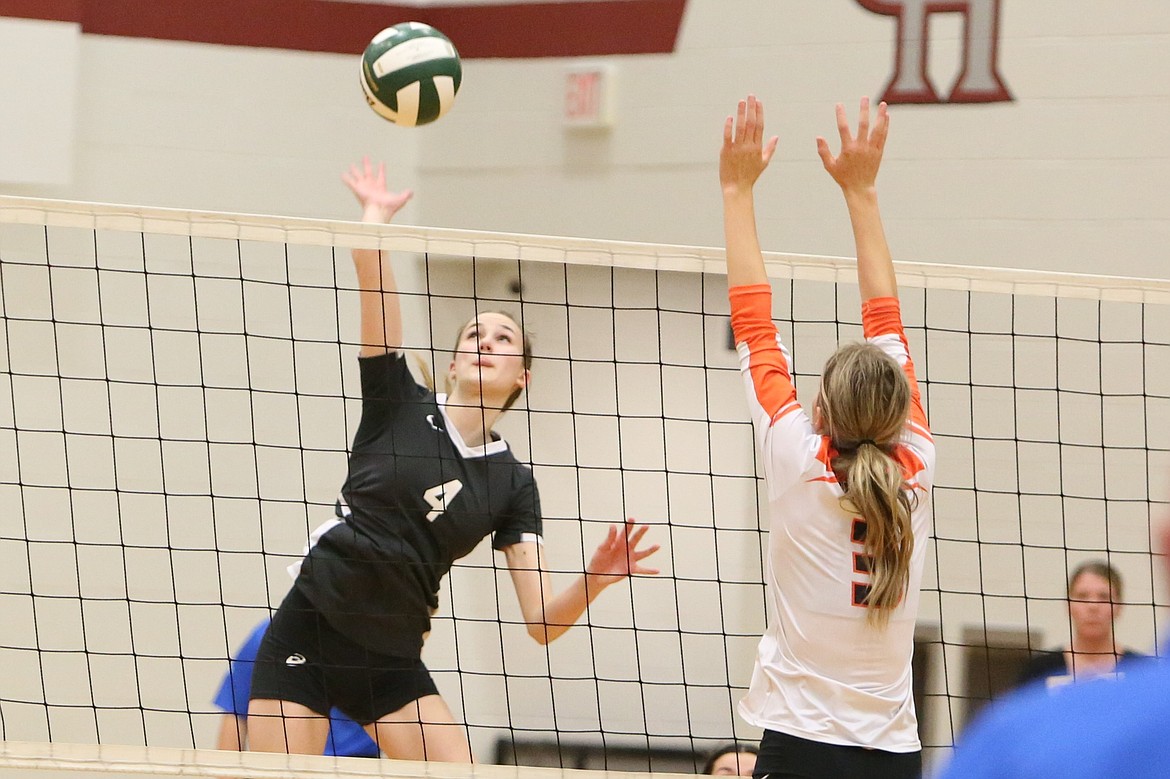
(892, 443, 928, 482)
(813, 435, 835, 473)
(818, 437, 925, 485)
(861, 297, 930, 434)
(730, 285, 796, 425)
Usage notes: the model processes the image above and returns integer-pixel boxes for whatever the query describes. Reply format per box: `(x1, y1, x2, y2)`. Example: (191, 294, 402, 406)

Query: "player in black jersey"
(246, 158, 661, 763)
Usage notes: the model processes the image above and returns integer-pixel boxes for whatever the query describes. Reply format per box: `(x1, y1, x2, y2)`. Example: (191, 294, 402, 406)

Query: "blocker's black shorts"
(250, 586, 439, 725)
(754, 728, 922, 779)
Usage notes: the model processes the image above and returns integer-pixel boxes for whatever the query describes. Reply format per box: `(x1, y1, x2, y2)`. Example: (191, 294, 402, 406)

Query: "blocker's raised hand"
(816, 97, 889, 195)
(720, 94, 780, 196)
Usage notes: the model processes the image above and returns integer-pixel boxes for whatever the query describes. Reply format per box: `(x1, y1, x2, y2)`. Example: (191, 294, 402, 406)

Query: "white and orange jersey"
(729, 284, 935, 753)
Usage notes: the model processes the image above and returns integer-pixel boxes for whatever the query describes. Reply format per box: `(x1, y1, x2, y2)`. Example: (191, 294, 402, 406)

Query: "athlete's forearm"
(527, 574, 607, 645)
(723, 190, 769, 289)
(844, 186, 897, 302)
(353, 203, 403, 355)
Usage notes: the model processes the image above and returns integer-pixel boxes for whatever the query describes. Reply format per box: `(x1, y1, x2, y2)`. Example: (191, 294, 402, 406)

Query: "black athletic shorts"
(250, 586, 439, 725)
(754, 729, 922, 779)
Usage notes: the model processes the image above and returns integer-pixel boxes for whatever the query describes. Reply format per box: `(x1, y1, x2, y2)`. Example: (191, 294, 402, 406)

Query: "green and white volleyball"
(361, 22, 462, 127)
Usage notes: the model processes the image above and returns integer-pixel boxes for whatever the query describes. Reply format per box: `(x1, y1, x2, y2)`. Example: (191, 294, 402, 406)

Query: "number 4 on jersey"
(423, 479, 464, 522)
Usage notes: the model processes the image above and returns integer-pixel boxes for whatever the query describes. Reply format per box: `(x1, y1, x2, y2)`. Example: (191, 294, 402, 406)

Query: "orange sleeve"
(730, 284, 797, 423)
(861, 297, 928, 431)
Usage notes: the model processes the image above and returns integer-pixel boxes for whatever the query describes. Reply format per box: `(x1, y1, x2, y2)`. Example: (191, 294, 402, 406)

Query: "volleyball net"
(1, 196, 1168, 776)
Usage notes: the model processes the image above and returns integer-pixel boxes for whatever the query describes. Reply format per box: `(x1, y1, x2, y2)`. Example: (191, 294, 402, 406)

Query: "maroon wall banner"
(0, 0, 689, 58)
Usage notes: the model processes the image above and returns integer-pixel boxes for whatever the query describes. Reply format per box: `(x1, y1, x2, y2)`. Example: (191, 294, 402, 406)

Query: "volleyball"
(361, 22, 462, 127)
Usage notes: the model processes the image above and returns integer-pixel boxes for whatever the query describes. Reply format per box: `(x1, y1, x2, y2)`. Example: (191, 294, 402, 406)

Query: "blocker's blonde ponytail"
(818, 342, 915, 628)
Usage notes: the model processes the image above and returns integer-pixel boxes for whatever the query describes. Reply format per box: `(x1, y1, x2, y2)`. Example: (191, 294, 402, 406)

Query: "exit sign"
(564, 65, 615, 129)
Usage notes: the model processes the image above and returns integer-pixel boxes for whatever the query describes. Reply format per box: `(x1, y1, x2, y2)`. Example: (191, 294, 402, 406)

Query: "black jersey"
(295, 352, 542, 658)
(1016, 648, 1149, 690)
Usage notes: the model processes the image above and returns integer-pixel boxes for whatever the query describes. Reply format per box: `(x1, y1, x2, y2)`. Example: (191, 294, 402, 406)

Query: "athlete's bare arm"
(341, 158, 413, 356)
(503, 519, 660, 645)
(816, 99, 897, 303)
(720, 94, 779, 290)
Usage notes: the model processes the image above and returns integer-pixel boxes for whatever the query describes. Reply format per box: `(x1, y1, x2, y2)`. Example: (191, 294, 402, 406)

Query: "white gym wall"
(1, 3, 1167, 275)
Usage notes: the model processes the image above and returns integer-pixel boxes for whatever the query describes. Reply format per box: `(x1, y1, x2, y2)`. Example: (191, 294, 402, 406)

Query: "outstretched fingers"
(342, 156, 414, 221)
(856, 96, 871, 142)
(342, 162, 361, 189)
(625, 521, 660, 571)
(835, 102, 852, 146)
(343, 156, 377, 191)
(871, 101, 890, 153)
(752, 97, 779, 164)
(631, 560, 661, 576)
(815, 135, 834, 171)
(623, 521, 649, 548)
(727, 95, 771, 149)
(763, 135, 779, 165)
(719, 94, 779, 194)
(596, 519, 656, 574)
(817, 97, 889, 189)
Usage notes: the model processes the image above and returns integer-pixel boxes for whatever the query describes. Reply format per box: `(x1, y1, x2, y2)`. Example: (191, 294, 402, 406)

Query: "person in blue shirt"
(214, 619, 380, 757)
(937, 518, 1170, 779)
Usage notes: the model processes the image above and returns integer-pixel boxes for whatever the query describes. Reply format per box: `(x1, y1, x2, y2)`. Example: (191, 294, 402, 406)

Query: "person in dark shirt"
(246, 159, 660, 762)
(938, 523, 1170, 779)
(1017, 560, 1146, 690)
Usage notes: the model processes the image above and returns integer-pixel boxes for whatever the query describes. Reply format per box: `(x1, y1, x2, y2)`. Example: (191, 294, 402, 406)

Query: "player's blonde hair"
(818, 342, 915, 628)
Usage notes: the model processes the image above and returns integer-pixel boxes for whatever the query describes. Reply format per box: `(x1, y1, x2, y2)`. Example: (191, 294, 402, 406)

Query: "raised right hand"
(342, 157, 413, 223)
(816, 98, 889, 196)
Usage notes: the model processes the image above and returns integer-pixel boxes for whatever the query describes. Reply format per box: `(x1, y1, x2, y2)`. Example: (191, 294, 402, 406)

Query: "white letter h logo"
(857, 0, 1013, 104)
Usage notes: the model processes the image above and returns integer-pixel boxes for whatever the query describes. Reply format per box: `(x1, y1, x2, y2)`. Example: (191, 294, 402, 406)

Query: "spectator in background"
(1016, 560, 1146, 690)
(702, 743, 758, 776)
(937, 523, 1169, 778)
(214, 619, 380, 757)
